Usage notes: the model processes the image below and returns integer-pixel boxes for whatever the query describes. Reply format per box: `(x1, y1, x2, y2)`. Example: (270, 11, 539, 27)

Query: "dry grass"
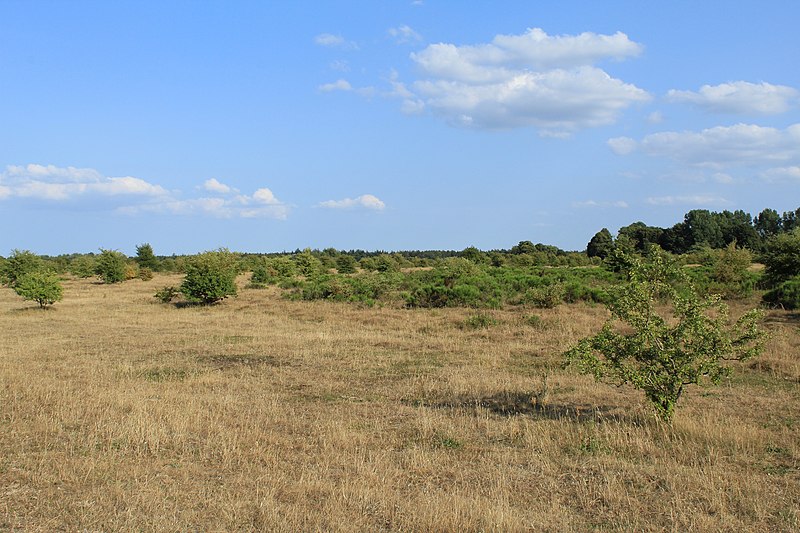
(1, 275, 798, 532)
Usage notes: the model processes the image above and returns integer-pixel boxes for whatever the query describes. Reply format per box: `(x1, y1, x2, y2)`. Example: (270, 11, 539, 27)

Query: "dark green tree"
(586, 228, 614, 259)
(761, 229, 800, 286)
(335, 254, 358, 274)
(135, 243, 159, 271)
(754, 208, 782, 240)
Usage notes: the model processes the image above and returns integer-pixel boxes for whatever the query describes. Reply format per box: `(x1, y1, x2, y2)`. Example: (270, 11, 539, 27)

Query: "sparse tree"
(565, 249, 764, 422)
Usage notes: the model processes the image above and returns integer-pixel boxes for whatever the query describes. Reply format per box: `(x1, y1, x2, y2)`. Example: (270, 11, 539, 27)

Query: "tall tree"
(586, 228, 614, 259)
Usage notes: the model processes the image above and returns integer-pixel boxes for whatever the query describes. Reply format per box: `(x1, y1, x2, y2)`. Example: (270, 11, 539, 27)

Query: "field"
(1, 274, 799, 531)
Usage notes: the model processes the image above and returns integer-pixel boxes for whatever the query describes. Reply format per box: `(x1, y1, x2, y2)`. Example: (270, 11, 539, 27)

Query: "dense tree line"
(587, 207, 800, 258)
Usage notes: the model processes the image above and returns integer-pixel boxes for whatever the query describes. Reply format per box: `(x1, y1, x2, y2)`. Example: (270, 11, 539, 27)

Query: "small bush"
(2, 249, 43, 287)
(462, 313, 498, 330)
(154, 286, 181, 303)
(14, 271, 63, 308)
(138, 267, 154, 281)
(763, 276, 800, 309)
(524, 284, 564, 308)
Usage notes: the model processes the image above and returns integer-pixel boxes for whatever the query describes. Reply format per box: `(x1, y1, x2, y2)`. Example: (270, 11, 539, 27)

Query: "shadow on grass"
(409, 391, 640, 424)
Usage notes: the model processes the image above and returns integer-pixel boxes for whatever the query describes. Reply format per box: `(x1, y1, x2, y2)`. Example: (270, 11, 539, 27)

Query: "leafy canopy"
(14, 271, 63, 308)
(564, 249, 764, 422)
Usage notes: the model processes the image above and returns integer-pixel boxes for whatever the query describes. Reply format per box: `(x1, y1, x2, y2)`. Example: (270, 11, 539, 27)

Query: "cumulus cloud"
(388, 25, 422, 44)
(610, 123, 800, 170)
(0, 163, 168, 201)
(121, 185, 289, 219)
(202, 178, 233, 194)
(667, 81, 799, 115)
(645, 195, 730, 206)
(318, 194, 386, 210)
(387, 28, 648, 133)
(319, 79, 352, 92)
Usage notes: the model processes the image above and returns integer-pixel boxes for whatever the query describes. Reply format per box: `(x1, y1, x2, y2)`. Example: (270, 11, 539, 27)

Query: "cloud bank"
(667, 81, 799, 115)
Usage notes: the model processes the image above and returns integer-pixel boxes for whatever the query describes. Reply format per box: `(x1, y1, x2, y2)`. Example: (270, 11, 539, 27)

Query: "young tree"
(335, 254, 358, 274)
(180, 249, 239, 304)
(564, 249, 764, 422)
(95, 249, 128, 284)
(135, 243, 159, 271)
(14, 271, 63, 308)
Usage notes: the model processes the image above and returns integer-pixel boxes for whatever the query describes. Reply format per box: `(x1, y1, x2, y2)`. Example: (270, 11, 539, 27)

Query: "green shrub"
(95, 249, 128, 284)
(69, 255, 97, 278)
(763, 276, 800, 309)
(2, 249, 44, 287)
(336, 255, 358, 274)
(462, 313, 498, 330)
(154, 286, 181, 303)
(135, 243, 159, 271)
(523, 284, 564, 308)
(138, 267, 154, 281)
(14, 271, 63, 308)
(180, 249, 239, 305)
(564, 249, 765, 422)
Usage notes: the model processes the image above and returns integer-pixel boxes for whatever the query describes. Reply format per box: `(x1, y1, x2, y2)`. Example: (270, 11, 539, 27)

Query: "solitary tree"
(2, 249, 44, 287)
(14, 271, 63, 308)
(564, 249, 764, 422)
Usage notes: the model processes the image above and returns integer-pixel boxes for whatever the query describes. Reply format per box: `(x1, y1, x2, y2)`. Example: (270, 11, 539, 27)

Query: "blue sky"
(1, 1, 798, 255)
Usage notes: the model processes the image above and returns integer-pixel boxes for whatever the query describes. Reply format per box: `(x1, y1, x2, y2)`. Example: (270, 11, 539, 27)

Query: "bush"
(762, 276, 800, 309)
(14, 271, 63, 308)
(154, 286, 181, 303)
(180, 249, 239, 305)
(523, 284, 564, 308)
(135, 243, 159, 271)
(69, 255, 97, 278)
(95, 249, 128, 284)
(564, 249, 765, 422)
(762, 229, 800, 286)
(138, 267, 154, 281)
(462, 313, 498, 330)
(336, 254, 358, 274)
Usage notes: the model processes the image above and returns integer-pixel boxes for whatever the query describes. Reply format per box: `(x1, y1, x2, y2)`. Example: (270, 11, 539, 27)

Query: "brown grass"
(1, 275, 798, 532)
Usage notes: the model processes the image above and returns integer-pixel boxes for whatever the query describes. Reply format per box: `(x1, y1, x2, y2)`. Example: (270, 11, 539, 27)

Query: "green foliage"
(69, 255, 97, 278)
(462, 313, 498, 330)
(587, 228, 614, 259)
(180, 249, 239, 305)
(707, 242, 756, 299)
(135, 243, 159, 271)
(763, 276, 800, 310)
(335, 254, 358, 274)
(761, 229, 800, 286)
(564, 249, 765, 422)
(138, 267, 154, 281)
(14, 271, 63, 308)
(522, 284, 564, 309)
(2, 249, 44, 287)
(154, 286, 181, 303)
(293, 249, 323, 276)
(95, 249, 128, 284)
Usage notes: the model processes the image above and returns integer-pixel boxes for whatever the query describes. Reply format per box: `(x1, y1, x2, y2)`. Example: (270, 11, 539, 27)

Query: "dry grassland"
(1, 274, 799, 531)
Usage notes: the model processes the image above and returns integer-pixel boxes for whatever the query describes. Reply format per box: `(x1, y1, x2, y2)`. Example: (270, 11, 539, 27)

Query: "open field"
(1, 274, 799, 532)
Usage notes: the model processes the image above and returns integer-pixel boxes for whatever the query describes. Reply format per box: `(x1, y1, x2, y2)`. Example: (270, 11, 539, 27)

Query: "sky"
(1, 0, 799, 256)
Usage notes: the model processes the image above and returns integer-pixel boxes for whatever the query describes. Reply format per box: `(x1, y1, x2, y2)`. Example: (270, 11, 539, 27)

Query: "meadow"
(1, 273, 798, 531)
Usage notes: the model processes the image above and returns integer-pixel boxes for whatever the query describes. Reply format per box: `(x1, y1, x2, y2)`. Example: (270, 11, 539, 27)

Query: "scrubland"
(1, 274, 798, 531)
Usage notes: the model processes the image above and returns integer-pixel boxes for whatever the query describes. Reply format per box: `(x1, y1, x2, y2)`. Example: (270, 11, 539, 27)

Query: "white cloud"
(314, 33, 357, 50)
(607, 136, 637, 155)
(388, 25, 422, 44)
(667, 81, 799, 115)
(387, 28, 648, 133)
(638, 123, 800, 168)
(318, 194, 386, 210)
(121, 185, 289, 220)
(202, 178, 233, 194)
(319, 79, 352, 92)
(645, 195, 730, 206)
(761, 166, 800, 183)
(646, 111, 663, 124)
(573, 199, 629, 208)
(252, 187, 280, 205)
(0, 163, 168, 201)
